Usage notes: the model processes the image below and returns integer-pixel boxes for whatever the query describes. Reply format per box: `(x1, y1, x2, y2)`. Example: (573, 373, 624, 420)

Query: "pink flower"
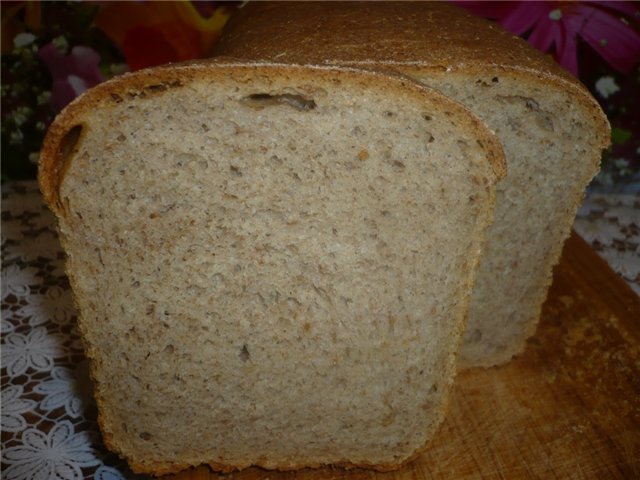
(455, 1, 640, 76)
(37, 43, 105, 111)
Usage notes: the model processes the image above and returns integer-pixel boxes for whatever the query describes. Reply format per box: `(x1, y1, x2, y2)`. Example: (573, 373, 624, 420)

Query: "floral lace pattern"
(1, 182, 142, 480)
(574, 193, 640, 295)
(2, 181, 638, 478)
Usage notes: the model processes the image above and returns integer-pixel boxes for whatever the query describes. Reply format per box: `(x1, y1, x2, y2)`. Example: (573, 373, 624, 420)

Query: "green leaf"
(611, 127, 632, 145)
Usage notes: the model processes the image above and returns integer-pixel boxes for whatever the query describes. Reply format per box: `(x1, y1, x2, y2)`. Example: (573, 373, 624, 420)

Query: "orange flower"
(94, 1, 233, 70)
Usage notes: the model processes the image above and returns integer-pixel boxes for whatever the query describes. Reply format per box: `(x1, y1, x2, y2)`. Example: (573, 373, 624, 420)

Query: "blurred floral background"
(1, 0, 640, 191)
(1, 0, 239, 182)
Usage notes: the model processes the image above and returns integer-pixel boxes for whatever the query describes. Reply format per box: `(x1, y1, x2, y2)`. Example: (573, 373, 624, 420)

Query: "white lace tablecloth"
(1, 181, 639, 479)
(574, 193, 640, 295)
(1, 182, 144, 480)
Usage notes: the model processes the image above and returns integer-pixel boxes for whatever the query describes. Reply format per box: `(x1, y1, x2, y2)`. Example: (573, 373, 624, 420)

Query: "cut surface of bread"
(39, 62, 504, 474)
(215, 1, 611, 368)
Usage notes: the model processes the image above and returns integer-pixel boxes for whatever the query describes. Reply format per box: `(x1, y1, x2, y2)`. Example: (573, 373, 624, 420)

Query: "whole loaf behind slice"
(39, 62, 505, 475)
(215, 1, 611, 368)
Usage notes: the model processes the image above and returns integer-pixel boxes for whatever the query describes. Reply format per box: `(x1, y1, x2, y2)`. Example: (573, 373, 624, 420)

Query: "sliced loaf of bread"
(39, 62, 505, 474)
(215, 1, 611, 368)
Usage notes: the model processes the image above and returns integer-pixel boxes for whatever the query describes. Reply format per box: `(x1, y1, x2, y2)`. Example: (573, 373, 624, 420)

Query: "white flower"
(1, 264, 40, 299)
(13, 32, 36, 48)
(595, 76, 620, 99)
(17, 286, 75, 327)
(1, 327, 67, 377)
(1, 421, 100, 480)
(2, 315, 16, 333)
(1, 385, 37, 432)
(95, 466, 127, 480)
(34, 363, 93, 418)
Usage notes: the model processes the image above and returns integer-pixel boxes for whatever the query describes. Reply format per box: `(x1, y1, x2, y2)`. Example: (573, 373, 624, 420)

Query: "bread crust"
(121, 404, 454, 475)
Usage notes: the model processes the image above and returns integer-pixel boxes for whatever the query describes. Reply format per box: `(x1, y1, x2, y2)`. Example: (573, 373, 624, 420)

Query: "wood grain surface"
(165, 232, 640, 480)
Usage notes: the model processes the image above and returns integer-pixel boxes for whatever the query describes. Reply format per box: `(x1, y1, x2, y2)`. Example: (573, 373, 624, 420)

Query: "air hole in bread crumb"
(469, 329, 482, 342)
(239, 344, 250, 362)
(139, 432, 152, 441)
(163, 344, 174, 355)
(422, 114, 432, 121)
(230, 165, 242, 176)
(269, 155, 283, 165)
(54, 125, 83, 210)
(211, 273, 225, 288)
(287, 297, 301, 308)
(242, 93, 316, 111)
(144, 83, 169, 93)
(525, 98, 540, 111)
(492, 77, 500, 83)
(352, 126, 365, 136)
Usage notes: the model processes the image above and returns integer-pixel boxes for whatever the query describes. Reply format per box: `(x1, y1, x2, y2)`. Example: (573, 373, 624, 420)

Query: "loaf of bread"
(215, 1, 611, 368)
(39, 61, 505, 474)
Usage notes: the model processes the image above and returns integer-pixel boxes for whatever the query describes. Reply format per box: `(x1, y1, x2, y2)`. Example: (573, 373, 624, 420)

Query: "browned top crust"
(215, 1, 609, 142)
(216, 1, 576, 81)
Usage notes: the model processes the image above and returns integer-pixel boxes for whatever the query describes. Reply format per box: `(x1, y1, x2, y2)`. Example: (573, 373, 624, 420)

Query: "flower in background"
(455, 1, 640, 76)
(1, 1, 237, 181)
(37, 42, 104, 111)
(17, 286, 75, 327)
(94, 1, 235, 70)
(94, 466, 127, 480)
(1, 327, 66, 377)
(1, 421, 100, 480)
(455, 0, 640, 191)
(1, 385, 37, 433)
(595, 75, 621, 98)
(34, 363, 94, 419)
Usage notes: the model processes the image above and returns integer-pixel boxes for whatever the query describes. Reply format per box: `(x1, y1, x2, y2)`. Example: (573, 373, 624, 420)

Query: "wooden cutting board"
(166, 231, 640, 480)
